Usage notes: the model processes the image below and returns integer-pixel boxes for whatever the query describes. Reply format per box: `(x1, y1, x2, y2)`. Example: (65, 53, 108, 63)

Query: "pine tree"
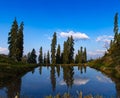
(114, 13, 119, 42)
(8, 18, 24, 62)
(16, 22, 24, 61)
(56, 44, 61, 64)
(51, 32, 57, 64)
(75, 54, 79, 64)
(83, 47, 87, 63)
(75, 47, 87, 64)
(108, 13, 120, 65)
(27, 49, 37, 64)
(63, 36, 74, 64)
(38, 47, 43, 64)
(79, 47, 83, 63)
(63, 41, 69, 64)
(47, 51, 50, 64)
(67, 37, 71, 63)
(68, 36, 74, 63)
(27, 52, 31, 63)
(44, 53, 47, 64)
(112, 13, 120, 64)
(60, 52, 63, 64)
(8, 18, 18, 59)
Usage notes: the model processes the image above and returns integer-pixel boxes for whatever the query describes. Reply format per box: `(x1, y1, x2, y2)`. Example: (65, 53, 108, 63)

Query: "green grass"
(88, 57, 120, 80)
(0, 54, 38, 76)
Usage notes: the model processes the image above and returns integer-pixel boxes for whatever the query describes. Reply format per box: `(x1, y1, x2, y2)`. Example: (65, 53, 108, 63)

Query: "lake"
(0, 65, 119, 98)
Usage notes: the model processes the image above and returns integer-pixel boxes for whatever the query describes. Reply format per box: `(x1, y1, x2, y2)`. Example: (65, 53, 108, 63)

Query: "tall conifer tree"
(51, 32, 57, 64)
(69, 36, 74, 63)
(56, 44, 61, 64)
(8, 18, 18, 59)
(30, 49, 37, 64)
(47, 51, 50, 64)
(16, 22, 24, 61)
(109, 13, 120, 65)
(44, 53, 47, 64)
(8, 18, 24, 61)
(114, 13, 119, 42)
(63, 41, 69, 64)
(38, 47, 43, 64)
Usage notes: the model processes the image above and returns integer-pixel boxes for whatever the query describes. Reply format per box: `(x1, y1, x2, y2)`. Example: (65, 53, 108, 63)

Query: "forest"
(6, 18, 87, 65)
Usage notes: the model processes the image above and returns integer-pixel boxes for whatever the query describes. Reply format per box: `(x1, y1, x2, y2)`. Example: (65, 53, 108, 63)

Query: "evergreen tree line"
(108, 13, 120, 65)
(8, 18, 24, 61)
(37, 32, 87, 65)
(7, 19, 87, 64)
(26, 47, 51, 64)
(75, 47, 87, 64)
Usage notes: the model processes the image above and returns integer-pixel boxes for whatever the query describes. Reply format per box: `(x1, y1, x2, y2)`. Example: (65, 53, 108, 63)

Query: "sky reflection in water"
(0, 66, 117, 98)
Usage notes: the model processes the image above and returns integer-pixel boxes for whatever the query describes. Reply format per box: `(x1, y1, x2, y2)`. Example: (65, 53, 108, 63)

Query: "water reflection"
(96, 75, 113, 83)
(62, 66, 74, 88)
(39, 66, 42, 75)
(111, 76, 120, 97)
(60, 77, 89, 86)
(0, 65, 120, 97)
(44, 65, 119, 97)
(56, 65, 60, 77)
(78, 65, 87, 74)
(6, 78, 21, 98)
(48, 65, 88, 91)
(0, 72, 21, 98)
(50, 66, 56, 91)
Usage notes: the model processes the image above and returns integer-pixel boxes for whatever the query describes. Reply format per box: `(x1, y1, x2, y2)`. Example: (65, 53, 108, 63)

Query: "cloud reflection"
(96, 75, 113, 83)
(59, 77, 89, 86)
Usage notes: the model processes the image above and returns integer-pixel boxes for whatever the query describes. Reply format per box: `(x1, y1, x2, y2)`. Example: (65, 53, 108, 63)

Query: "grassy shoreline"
(88, 58, 120, 80)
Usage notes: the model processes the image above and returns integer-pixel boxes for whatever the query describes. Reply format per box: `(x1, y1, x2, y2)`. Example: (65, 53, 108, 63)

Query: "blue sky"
(0, 0, 120, 59)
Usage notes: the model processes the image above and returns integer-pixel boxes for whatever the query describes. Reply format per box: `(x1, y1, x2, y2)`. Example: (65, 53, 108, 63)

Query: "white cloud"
(96, 35, 113, 49)
(96, 49, 106, 54)
(0, 47, 8, 52)
(96, 35, 113, 42)
(59, 31, 89, 40)
(88, 49, 106, 59)
(0, 47, 8, 54)
(88, 50, 106, 56)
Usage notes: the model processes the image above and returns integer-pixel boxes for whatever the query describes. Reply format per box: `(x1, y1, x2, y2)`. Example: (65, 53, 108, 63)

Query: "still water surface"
(0, 66, 118, 97)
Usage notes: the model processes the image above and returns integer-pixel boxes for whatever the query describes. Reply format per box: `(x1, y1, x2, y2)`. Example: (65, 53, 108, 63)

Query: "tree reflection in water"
(62, 66, 74, 88)
(56, 65, 60, 77)
(39, 66, 42, 75)
(78, 65, 86, 74)
(6, 78, 21, 98)
(0, 72, 21, 98)
(50, 66, 56, 91)
(0, 65, 120, 97)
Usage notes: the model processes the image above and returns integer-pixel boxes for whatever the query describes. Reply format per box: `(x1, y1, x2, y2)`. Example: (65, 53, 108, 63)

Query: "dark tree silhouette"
(16, 22, 24, 61)
(27, 49, 37, 64)
(56, 44, 61, 64)
(51, 32, 57, 64)
(8, 18, 18, 59)
(38, 47, 43, 64)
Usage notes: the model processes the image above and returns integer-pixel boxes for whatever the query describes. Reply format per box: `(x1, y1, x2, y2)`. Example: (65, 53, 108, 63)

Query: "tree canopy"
(8, 18, 24, 61)
(108, 12, 120, 65)
(51, 32, 57, 64)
